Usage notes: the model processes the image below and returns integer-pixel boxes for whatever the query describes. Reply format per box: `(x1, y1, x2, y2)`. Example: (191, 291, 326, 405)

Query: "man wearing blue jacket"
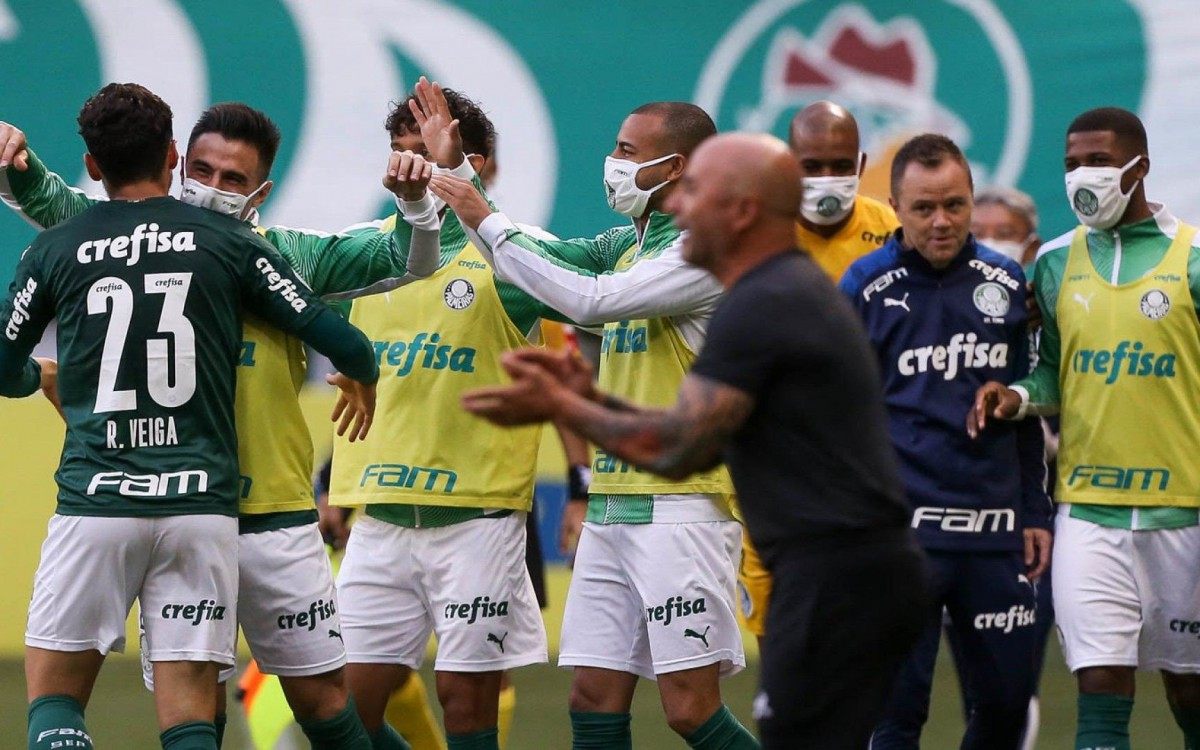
(840, 134, 1053, 750)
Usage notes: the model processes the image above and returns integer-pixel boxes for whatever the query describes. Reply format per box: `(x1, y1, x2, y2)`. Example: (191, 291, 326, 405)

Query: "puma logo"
(487, 631, 508, 653)
(884, 293, 910, 312)
(328, 629, 342, 641)
(684, 626, 711, 649)
(1073, 292, 1094, 313)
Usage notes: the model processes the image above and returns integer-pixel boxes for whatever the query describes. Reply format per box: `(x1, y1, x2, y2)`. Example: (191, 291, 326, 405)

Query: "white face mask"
(983, 236, 1033, 264)
(1064, 155, 1143, 230)
(800, 172, 860, 225)
(180, 176, 267, 221)
(603, 153, 678, 218)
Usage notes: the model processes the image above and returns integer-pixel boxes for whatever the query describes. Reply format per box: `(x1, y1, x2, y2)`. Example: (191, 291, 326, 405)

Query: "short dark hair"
(630, 101, 716, 156)
(890, 133, 973, 198)
(76, 83, 173, 188)
(187, 102, 282, 180)
(385, 87, 495, 158)
(1067, 107, 1148, 153)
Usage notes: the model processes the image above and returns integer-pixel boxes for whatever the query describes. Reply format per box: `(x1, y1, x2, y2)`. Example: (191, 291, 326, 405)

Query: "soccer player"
(973, 107, 1200, 750)
(327, 81, 576, 750)
(460, 132, 928, 750)
(430, 98, 757, 749)
(0, 104, 440, 748)
(735, 99, 901, 644)
(838, 134, 1052, 749)
(0, 83, 378, 750)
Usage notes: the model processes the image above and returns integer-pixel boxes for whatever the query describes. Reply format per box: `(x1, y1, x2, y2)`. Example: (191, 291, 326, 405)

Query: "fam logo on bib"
(696, 0, 1033, 196)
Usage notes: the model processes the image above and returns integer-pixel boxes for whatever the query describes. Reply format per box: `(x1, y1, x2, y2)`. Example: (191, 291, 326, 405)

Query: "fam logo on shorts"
(695, 0, 1034, 195)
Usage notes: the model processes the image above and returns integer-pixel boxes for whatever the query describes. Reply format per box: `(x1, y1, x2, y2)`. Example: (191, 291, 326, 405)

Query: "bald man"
(460, 133, 928, 750)
(734, 101, 903, 644)
(791, 101, 899, 279)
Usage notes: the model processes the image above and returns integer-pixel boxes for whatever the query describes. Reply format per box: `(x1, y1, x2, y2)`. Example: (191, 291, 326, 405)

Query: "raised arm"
(0, 126, 99, 229)
(266, 150, 440, 303)
(430, 175, 720, 324)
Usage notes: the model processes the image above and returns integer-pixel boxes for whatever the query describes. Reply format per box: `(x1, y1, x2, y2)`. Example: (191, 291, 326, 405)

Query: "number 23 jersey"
(1, 197, 323, 517)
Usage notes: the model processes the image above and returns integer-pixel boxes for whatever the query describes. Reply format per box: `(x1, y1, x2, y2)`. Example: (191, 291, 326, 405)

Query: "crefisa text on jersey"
(76, 223, 195, 266)
(106, 416, 179, 449)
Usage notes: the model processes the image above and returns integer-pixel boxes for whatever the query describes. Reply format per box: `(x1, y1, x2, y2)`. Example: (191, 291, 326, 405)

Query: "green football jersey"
(0, 197, 331, 517)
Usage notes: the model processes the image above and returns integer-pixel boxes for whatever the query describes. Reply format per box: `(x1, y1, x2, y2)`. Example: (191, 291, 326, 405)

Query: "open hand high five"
(409, 76, 463, 169)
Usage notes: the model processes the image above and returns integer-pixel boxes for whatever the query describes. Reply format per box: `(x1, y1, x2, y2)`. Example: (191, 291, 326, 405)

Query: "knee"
(1077, 666, 1135, 698)
(1163, 673, 1200, 710)
(437, 672, 499, 733)
(568, 679, 608, 714)
(281, 671, 349, 722)
(662, 692, 716, 738)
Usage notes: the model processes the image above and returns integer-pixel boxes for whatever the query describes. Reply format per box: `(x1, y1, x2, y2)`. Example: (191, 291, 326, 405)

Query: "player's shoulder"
(841, 241, 900, 294)
(1029, 228, 1075, 281)
(597, 223, 637, 248)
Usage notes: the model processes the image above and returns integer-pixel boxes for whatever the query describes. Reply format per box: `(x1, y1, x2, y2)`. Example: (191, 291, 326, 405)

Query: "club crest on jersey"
(973, 282, 1010, 318)
(444, 278, 475, 310)
(1140, 288, 1170, 320)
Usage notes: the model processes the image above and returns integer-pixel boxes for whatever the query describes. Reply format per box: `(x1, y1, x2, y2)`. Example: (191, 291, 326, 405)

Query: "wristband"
(568, 464, 591, 501)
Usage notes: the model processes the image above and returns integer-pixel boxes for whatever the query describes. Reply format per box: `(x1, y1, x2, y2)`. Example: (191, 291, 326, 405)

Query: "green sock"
(28, 695, 93, 750)
(160, 721, 218, 750)
(685, 705, 760, 749)
(570, 711, 632, 750)
(213, 713, 226, 748)
(370, 722, 413, 750)
(1076, 693, 1133, 750)
(447, 727, 499, 750)
(299, 697, 372, 750)
(1169, 702, 1200, 749)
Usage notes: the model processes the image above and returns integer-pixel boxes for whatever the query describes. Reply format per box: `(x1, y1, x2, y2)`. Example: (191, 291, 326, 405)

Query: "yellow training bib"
(589, 245, 734, 498)
(330, 243, 541, 510)
(1056, 223, 1200, 506)
(235, 316, 315, 515)
(796, 194, 898, 283)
